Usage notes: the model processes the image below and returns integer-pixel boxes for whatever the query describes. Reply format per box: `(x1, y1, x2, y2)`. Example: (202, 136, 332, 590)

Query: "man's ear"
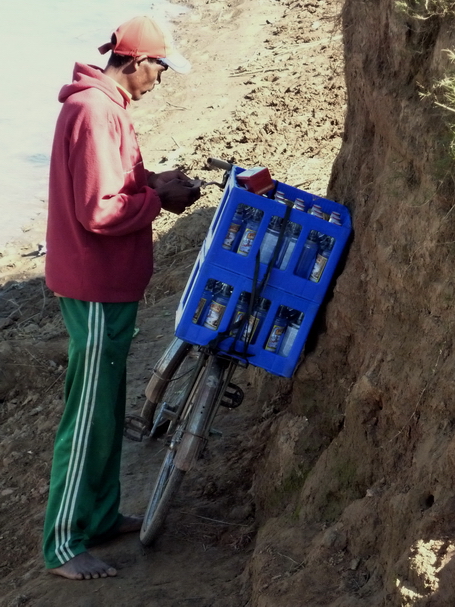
(134, 54, 148, 69)
(121, 56, 143, 74)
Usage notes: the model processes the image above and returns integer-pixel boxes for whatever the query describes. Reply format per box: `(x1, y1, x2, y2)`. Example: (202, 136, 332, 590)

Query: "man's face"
(129, 58, 167, 101)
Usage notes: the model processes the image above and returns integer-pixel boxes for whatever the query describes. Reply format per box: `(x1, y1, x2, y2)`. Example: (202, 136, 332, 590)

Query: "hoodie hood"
(58, 63, 128, 108)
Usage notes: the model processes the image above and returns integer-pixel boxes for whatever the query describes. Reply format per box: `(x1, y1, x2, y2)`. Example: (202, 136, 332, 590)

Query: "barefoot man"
(43, 15, 200, 580)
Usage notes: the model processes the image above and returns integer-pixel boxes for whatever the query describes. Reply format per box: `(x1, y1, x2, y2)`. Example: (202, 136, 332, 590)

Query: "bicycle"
(124, 158, 247, 546)
(125, 156, 351, 545)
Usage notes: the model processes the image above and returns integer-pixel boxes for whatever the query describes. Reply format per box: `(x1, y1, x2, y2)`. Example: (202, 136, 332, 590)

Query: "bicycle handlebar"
(206, 157, 233, 172)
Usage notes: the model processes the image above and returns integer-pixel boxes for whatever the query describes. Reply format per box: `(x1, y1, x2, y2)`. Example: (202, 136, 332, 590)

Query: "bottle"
(279, 312, 304, 357)
(260, 216, 282, 265)
(222, 204, 245, 251)
(203, 283, 232, 330)
(275, 190, 293, 206)
(192, 278, 216, 324)
(228, 291, 250, 336)
(240, 297, 270, 344)
(276, 222, 301, 270)
(294, 198, 306, 212)
(236, 208, 263, 257)
(295, 230, 319, 279)
(309, 236, 335, 283)
(329, 211, 342, 225)
(264, 306, 288, 353)
(308, 204, 324, 218)
(307, 203, 326, 240)
(275, 190, 286, 204)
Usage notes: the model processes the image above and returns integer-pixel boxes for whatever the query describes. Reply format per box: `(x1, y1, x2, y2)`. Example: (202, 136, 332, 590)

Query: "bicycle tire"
(140, 354, 226, 545)
(140, 450, 185, 546)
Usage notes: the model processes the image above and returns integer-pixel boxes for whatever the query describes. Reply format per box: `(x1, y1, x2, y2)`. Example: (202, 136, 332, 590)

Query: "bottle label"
(309, 253, 329, 282)
(203, 301, 226, 330)
(192, 297, 207, 323)
(265, 323, 286, 352)
(222, 222, 241, 250)
(237, 228, 257, 256)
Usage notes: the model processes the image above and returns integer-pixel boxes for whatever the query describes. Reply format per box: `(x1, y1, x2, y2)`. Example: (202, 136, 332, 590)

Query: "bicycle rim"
(140, 449, 185, 546)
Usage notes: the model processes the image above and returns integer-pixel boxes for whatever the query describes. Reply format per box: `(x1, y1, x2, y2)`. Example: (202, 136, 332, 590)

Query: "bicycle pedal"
(124, 414, 148, 442)
(220, 383, 244, 409)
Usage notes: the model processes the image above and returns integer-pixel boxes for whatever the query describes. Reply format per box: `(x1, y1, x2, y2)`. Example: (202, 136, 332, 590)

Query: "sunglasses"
(154, 58, 169, 71)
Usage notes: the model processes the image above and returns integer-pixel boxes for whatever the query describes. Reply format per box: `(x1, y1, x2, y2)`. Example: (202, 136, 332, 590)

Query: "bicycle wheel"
(140, 354, 227, 546)
(139, 450, 185, 546)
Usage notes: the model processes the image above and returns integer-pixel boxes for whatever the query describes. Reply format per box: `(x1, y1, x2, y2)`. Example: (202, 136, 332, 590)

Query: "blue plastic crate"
(197, 167, 351, 304)
(174, 166, 351, 378)
(175, 262, 320, 378)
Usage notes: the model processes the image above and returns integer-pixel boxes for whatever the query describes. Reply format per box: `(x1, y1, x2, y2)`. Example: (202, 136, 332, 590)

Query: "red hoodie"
(45, 63, 162, 302)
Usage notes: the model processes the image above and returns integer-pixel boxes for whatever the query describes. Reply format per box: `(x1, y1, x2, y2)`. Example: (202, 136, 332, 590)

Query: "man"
(43, 15, 200, 581)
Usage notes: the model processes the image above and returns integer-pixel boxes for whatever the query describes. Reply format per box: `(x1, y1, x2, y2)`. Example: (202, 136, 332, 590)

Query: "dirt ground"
(0, 0, 346, 605)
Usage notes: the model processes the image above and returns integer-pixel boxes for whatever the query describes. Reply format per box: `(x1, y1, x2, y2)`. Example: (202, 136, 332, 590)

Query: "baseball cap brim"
(159, 52, 191, 74)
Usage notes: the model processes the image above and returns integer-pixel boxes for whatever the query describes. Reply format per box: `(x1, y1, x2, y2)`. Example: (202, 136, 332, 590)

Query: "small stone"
(350, 558, 361, 570)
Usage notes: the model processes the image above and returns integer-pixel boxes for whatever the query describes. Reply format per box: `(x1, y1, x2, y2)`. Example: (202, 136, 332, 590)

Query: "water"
(0, 0, 187, 248)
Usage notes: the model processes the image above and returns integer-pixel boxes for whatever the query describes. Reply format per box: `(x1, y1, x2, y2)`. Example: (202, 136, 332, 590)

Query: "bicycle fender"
(174, 431, 204, 471)
(174, 362, 223, 471)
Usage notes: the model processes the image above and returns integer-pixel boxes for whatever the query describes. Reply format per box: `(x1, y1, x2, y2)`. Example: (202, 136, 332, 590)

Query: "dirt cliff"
(2, 0, 455, 606)
(246, 2, 455, 606)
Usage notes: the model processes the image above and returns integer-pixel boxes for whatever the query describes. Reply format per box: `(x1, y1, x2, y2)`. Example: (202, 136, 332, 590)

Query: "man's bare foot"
(117, 514, 143, 534)
(48, 552, 117, 580)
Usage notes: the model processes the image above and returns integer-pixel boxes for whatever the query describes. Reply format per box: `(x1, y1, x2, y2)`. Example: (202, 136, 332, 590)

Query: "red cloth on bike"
(45, 62, 162, 302)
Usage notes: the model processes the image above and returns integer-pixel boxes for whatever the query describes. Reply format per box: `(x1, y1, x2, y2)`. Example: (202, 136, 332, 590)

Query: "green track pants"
(43, 298, 138, 569)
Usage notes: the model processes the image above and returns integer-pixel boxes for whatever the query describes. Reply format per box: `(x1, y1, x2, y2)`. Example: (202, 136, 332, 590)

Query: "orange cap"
(98, 16, 191, 74)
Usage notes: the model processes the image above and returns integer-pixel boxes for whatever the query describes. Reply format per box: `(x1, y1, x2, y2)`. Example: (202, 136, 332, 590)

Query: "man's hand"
(155, 179, 201, 215)
(148, 170, 191, 189)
